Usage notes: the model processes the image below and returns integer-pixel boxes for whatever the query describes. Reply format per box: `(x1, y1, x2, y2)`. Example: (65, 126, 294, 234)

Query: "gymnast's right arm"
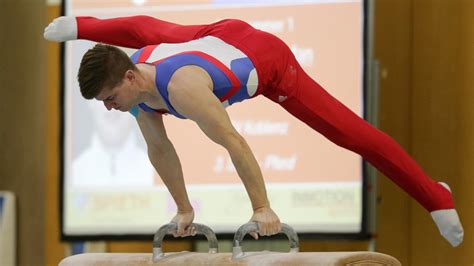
(135, 109, 196, 237)
(44, 15, 206, 48)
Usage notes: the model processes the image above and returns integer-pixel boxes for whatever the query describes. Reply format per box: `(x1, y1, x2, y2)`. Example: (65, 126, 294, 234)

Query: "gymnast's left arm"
(168, 66, 282, 238)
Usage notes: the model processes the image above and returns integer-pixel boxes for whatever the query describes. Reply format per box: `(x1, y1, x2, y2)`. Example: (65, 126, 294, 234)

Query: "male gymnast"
(44, 15, 463, 246)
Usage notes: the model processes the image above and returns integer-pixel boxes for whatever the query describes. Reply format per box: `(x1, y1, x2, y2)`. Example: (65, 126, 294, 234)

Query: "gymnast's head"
(78, 43, 140, 112)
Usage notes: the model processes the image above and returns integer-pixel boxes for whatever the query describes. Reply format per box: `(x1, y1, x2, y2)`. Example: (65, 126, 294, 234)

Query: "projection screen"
(61, 0, 369, 239)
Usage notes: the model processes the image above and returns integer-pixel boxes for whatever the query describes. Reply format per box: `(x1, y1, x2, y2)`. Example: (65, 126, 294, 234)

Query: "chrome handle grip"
(152, 223, 218, 262)
(232, 222, 299, 259)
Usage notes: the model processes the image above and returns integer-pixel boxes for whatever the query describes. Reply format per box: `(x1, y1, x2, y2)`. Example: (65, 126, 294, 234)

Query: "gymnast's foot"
(44, 16, 77, 42)
(430, 182, 464, 247)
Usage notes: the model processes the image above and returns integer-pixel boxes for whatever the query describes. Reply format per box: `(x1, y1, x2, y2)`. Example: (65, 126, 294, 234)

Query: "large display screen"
(62, 0, 367, 238)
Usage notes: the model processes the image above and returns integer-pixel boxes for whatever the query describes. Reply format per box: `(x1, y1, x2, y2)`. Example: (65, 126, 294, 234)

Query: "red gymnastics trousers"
(76, 15, 454, 213)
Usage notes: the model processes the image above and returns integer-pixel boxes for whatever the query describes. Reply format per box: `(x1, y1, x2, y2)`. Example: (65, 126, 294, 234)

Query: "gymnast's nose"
(104, 101, 114, 111)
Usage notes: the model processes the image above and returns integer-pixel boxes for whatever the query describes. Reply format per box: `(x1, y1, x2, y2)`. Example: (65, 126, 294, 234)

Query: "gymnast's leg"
(266, 55, 463, 247)
(44, 15, 210, 48)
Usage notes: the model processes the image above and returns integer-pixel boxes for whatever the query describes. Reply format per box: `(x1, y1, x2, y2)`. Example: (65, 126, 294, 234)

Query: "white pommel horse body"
(59, 222, 401, 266)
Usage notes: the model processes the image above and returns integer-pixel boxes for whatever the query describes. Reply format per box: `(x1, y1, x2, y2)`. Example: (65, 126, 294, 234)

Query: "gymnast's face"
(95, 70, 139, 112)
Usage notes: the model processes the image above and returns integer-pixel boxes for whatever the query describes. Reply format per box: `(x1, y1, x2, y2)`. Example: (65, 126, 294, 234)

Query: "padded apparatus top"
(59, 251, 401, 266)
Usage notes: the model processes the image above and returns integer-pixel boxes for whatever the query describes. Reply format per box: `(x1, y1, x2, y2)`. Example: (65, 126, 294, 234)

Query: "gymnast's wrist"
(253, 203, 270, 212)
(177, 205, 194, 213)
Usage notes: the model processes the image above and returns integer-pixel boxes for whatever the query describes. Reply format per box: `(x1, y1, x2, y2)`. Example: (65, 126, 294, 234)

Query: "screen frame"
(59, 0, 374, 242)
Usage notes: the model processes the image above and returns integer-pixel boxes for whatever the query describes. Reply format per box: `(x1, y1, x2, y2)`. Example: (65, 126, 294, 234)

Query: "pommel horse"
(60, 222, 401, 266)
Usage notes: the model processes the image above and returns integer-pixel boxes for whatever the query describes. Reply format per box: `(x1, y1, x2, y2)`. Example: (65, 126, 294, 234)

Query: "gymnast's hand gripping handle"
(152, 223, 218, 262)
(231, 222, 299, 260)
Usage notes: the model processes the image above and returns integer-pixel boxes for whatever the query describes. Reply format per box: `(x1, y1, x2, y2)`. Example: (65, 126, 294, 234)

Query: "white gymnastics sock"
(430, 182, 464, 247)
(43, 16, 77, 42)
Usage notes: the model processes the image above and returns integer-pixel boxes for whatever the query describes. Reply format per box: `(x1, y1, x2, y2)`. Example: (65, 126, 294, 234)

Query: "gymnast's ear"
(124, 69, 136, 82)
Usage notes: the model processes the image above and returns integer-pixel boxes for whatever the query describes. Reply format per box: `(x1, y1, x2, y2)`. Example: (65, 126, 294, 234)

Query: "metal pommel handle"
(232, 222, 299, 260)
(152, 223, 218, 262)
